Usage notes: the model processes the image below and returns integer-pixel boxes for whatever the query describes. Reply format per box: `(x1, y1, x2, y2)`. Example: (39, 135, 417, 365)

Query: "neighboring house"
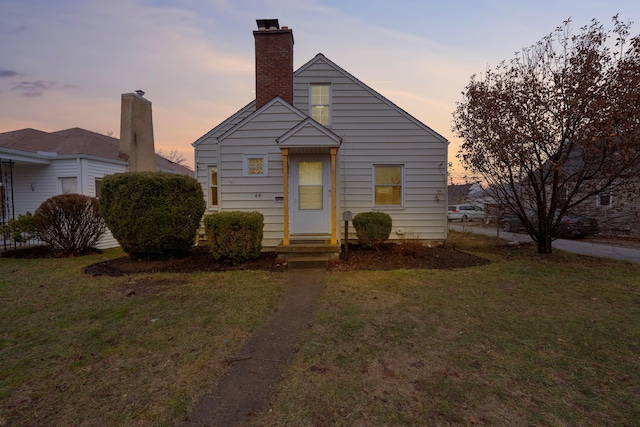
(193, 19, 449, 251)
(448, 183, 486, 206)
(573, 180, 640, 237)
(0, 92, 193, 249)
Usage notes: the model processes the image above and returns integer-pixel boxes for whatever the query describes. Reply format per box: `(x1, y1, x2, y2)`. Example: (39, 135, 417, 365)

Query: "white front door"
(290, 156, 331, 235)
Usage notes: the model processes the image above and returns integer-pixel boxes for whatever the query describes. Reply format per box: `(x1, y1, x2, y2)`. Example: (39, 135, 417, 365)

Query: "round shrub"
(34, 194, 106, 255)
(352, 211, 392, 249)
(100, 172, 205, 260)
(204, 211, 264, 265)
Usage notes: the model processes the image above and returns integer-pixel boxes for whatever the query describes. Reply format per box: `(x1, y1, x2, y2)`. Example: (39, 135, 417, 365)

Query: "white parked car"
(448, 205, 484, 222)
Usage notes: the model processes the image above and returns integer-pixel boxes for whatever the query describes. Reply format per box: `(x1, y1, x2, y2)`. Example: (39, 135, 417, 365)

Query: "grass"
(1, 233, 640, 426)
(248, 233, 640, 426)
(0, 248, 288, 426)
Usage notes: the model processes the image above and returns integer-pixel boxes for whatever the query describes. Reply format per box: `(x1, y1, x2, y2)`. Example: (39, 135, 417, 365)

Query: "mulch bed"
(82, 243, 488, 277)
(3, 243, 490, 276)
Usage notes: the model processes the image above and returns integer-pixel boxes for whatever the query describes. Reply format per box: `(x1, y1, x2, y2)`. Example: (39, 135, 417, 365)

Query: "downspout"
(282, 148, 289, 245)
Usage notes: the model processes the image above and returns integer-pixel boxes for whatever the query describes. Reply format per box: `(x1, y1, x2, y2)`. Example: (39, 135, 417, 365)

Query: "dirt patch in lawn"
(79, 243, 488, 276)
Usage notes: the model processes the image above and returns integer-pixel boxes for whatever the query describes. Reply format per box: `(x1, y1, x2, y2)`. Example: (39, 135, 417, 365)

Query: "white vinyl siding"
(194, 55, 449, 247)
(10, 158, 125, 249)
(216, 101, 304, 247)
(294, 56, 448, 241)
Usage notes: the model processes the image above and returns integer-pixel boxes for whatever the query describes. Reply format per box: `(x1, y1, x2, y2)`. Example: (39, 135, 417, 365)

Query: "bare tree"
(453, 16, 640, 254)
(156, 149, 187, 165)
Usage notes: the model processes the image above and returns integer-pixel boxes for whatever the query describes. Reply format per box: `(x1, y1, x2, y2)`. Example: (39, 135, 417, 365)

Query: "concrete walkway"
(180, 269, 325, 427)
(449, 223, 640, 263)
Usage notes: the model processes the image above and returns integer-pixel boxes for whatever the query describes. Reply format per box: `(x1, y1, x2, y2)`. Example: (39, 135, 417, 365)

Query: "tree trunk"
(536, 232, 553, 254)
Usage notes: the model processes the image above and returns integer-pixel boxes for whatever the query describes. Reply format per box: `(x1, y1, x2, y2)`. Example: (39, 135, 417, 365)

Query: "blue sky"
(1, 0, 639, 180)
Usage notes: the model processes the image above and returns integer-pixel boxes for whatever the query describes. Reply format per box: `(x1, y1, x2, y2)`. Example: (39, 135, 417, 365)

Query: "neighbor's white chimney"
(120, 91, 156, 172)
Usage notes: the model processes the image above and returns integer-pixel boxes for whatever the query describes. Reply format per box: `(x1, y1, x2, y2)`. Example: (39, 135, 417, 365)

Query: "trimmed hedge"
(204, 211, 263, 264)
(352, 211, 392, 249)
(34, 194, 106, 255)
(100, 172, 205, 260)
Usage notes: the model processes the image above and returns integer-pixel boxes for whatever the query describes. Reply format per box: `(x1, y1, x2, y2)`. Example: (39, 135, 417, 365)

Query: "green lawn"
(1, 233, 639, 426)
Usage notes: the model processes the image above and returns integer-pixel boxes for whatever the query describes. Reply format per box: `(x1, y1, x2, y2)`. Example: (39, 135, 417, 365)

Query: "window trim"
(372, 164, 404, 208)
(309, 83, 331, 126)
(208, 165, 219, 208)
(243, 155, 268, 177)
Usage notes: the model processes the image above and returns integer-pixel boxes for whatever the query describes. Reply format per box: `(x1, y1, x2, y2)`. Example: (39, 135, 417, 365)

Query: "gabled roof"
(295, 54, 449, 145)
(193, 53, 449, 148)
(0, 127, 194, 176)
(217, 97, 308, 143)
(192, 100, 256, 147)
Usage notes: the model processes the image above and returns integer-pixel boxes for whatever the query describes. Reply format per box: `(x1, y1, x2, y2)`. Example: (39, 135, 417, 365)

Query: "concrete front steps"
(276, 240, 341, 269)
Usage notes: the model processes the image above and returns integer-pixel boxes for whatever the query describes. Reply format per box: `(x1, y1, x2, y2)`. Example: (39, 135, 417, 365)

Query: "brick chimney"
(253, 19, 294, 109)
(119, 91, 156, 172)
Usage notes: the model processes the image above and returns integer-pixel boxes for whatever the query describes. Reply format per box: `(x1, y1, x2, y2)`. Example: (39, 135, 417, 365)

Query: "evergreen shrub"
(352, 211, 392, 249)
(5, 212, 38, 242)
(100, 172, 205, 260)
(204, 211, 263, 264)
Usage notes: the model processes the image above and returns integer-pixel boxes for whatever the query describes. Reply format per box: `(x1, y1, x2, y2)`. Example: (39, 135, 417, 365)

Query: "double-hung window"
(310, 84, 330, 126)
(373, 165, 403, 207)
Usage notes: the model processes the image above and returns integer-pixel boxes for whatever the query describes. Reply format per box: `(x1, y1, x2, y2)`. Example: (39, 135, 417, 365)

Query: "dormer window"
(310, 84, 331, 126)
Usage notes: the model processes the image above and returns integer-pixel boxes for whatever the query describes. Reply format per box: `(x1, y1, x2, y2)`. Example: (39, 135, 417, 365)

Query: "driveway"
(449, 222, 640, 263)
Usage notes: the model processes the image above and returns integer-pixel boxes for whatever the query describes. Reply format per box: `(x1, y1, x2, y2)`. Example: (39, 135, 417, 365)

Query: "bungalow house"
(193, 19, 449, 254)
(0, 92, 193, 249)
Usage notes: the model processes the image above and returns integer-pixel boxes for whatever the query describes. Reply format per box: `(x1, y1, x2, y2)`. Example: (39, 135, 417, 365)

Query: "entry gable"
(277, 117, 341, 152)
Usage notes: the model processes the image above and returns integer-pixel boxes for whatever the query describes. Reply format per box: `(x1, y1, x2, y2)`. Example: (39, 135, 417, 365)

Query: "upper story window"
(373, 165, 403, 207)
(310, 84, 331, 126)
(243, 155, 268, 177)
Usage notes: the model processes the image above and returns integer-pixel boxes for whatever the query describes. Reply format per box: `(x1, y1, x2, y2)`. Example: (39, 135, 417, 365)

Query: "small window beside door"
(209, 166, 218, 207)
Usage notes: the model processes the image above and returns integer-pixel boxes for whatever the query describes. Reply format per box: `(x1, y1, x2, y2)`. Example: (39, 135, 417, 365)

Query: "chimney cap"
(256, 19, 279, 30)
(135, 89, 145, 97)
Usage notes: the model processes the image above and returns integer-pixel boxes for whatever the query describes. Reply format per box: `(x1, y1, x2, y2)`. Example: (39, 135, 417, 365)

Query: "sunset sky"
(2, 0, 639, 182)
